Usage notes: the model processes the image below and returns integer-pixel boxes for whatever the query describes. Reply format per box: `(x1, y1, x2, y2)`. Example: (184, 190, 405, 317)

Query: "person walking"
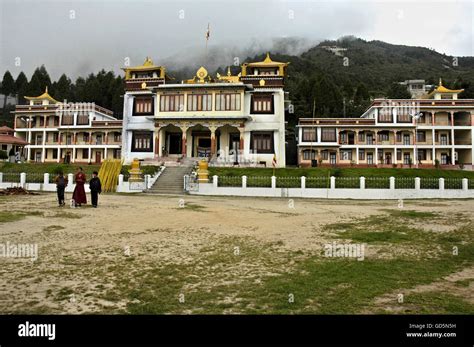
(89, 171, 102, 208)
(72, 167, 87, 207)
(54, 171, 68, 207)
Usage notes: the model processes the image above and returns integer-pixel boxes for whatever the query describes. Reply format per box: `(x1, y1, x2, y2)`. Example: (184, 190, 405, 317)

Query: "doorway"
(95, 151, 102, 164)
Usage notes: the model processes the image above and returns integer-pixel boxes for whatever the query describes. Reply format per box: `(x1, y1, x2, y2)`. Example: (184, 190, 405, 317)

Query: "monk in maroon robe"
(72, 167, 87, 207)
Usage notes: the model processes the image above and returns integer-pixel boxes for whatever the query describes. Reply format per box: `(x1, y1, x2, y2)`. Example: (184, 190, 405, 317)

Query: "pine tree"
(15, 72, 28, 104)
(1, 71, 15, 115)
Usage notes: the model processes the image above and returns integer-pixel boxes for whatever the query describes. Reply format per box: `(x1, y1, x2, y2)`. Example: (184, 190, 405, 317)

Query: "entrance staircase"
(145, 158, 196, 195)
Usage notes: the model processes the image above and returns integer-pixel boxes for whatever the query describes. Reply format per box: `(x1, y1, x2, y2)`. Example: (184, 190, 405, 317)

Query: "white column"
(375, 148, 378, 165)
(242, 175, 247, 188)
(88, 148, 92, 163)
(393, 147, 398, 165)
(432, 128, 436, 165)
(44, 173, 49, 185)
(301, 176, 306, 189)
(57, 148, 60, 163)
(360, 176, 365, 189)
(330, 176, 336, 189)
(104, 147, 108, 159)
(356, 147, 359, 165)
(72, 148, 76, 163)
(271, 176, 276, 189)
(389, 177, 395, 190)
(212, 175, 218, 188)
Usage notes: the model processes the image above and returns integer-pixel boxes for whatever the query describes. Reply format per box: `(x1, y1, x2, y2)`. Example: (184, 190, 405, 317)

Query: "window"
(160, 94, 184, 112)
(131, 131, 153, 152)
(358, 133, 365, 142)
(113, 149, 121, 159)
(187, 94, 212, 111)
(83, 133, 89, 143)
(134, 97, 154, 115)
(77, 114, 89, 125)
(321, 128, 336, 142)
(416, 131, 426, 143)
(440, 134, 448, 145)
(397, 149, 402, 161)
(378, 109, 392, 123)
(302, 128, 317, 142)
(396, 132, 402, 142)
(321, 150, 329, 160)
(378, 132, 389, 142)
(251, 94, 273, 114)
(340, 150, 352, 161)
(61, 115, 74, 125)
(45, 150, 48, 159)
(340, 133, 347, 144)
(1, 145, 7, 151)
(52, 150, 58, 159)
(366, 134, 374, 145)
(359, 149, 365, 160)
(397, 112, 411, 123)
(303, 150, 316, 160)
(403, 153, 411, 165)
(417, 149, 426, 161)
(82, 149, 88, 159)
(250, 132, 274, 153)
(114, 132, 122, 142)
(215, 93, 241, 111)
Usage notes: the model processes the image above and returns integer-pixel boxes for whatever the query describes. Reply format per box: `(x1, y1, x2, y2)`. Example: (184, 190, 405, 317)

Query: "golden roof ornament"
(259, 79, 266, 86)
(197, 66, 208, 82)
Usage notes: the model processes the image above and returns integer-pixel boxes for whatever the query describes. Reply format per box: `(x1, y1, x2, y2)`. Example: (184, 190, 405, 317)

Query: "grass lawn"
(209, 167, 474, 179)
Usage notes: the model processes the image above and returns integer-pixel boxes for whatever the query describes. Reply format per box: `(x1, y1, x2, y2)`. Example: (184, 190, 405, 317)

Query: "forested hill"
(1, 36, 473, 128)
(271, 37, 474, 125)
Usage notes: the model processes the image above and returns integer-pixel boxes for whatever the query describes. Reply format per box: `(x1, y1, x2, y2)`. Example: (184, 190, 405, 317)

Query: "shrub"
(0, 150, 8, 160)
(435, 159, 440, 169)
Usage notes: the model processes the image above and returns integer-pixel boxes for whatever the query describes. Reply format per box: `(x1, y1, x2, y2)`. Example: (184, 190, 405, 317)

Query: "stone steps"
(145, 163, 195, 194)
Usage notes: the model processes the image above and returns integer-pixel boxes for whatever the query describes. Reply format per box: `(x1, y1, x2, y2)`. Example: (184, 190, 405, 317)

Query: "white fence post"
(439, 178, 445, 190)
(330, 176, 336, 189)
(415, 177, 421, 190)
(20, 172, 26, 188)
(360, 176, 365, 190)
(213, 175, 218, 188)
(462, 178, 468, 191)
(145, 174, 151, 189)
(242, 175, 247, 188)
(271, 176, 276, 189)
(390, 176, 395, 190)
(0, 172, 3, 183)
(118, 174, 124, 186)
(44, 173, 49, 185)
(68, 173, 74, 187)
(301, 176, 306, 190)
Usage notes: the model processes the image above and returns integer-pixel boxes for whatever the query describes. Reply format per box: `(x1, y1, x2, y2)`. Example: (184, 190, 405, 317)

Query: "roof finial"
(45, 86, 48, 93)
(439, 78, 443, 86)
(227, 66, 231, 76)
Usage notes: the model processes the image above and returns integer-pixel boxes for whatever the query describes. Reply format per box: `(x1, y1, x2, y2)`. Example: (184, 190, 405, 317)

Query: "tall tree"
(15, 72, 28, 104)
(51, 74, 73, 102)
(1, 71, 15, 115)
(386, 82, 412, 99)
(26, 65, 52, 96)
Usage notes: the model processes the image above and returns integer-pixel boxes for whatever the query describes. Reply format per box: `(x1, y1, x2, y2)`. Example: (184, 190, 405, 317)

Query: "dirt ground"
(0, 193, 472, 314)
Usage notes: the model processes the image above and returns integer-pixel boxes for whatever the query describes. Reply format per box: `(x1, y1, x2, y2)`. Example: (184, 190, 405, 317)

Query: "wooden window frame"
(131, 131, 153, 152)
(250, 131, 274, 154)
(134, 97, 154, 116)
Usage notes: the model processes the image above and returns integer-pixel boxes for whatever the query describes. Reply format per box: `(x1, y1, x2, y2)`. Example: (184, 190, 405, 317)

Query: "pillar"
(88, 148, 92, 163)
(210, 126, 217, 156)
(105, 131, 109, 145)
(239, 127, 244, 151)
(154, 127, 160, 157)
(450, 111, 454, 127)
(72, 148, 76, 163)
(180, 126, 188, 157)
(89, 132, 93, 145)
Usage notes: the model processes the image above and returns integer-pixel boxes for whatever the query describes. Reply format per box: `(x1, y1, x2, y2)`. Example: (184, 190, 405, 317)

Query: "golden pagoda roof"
(242, 52, 289, 67)
(122, 57, 164, 72)
(24, 87, 60, 104)
(427, 78, 464, 97)
(216, 67, 241, 83)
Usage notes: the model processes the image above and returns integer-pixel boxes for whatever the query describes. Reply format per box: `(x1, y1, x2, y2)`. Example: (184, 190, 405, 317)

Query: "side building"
(121, 54, 288, 167)
(13, 88, 122, 163)
(297, 80, 474, 169)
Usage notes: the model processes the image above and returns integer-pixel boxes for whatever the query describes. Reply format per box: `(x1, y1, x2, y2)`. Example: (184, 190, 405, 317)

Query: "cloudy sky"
(0, 0, 472, 80)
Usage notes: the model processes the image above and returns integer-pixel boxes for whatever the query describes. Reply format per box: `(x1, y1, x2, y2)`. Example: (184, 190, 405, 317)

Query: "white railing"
(186, 175, 474, 199)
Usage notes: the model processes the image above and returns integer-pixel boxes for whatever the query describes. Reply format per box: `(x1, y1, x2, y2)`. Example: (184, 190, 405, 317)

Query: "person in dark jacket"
(89, 171, 102, 208)
(54, 171, 68, 206)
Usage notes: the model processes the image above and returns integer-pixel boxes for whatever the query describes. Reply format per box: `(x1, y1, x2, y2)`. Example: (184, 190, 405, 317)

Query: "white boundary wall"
(0, 168, 164, 193)
(188, 176, 474, 200)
